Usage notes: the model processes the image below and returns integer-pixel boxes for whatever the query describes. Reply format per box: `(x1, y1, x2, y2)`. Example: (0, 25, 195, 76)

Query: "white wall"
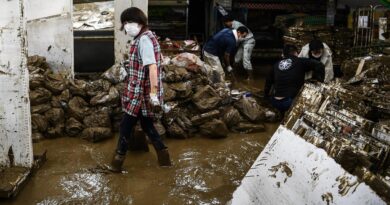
(25, 0, 74, 77)
(0, 0, 33, 168)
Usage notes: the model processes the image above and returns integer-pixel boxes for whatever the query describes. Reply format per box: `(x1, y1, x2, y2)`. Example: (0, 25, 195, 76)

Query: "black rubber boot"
(108, 153, 125, 173)
(156, 149, 172, 167)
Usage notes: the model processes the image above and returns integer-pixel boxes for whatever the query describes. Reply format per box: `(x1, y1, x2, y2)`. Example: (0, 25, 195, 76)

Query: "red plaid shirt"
(122, 31, 163, 117)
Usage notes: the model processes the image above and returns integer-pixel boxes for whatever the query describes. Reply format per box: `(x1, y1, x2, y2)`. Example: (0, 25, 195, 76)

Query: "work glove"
(150, 93, 162, 113)
(226, 65, 233, 73)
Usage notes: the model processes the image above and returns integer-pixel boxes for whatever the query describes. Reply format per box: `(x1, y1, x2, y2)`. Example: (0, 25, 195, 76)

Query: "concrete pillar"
(0, 0, 33, 168)
(114, 0, 148, 64)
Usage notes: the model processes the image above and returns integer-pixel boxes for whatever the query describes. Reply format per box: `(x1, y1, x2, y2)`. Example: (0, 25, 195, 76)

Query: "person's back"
(203, 28, 236, 57)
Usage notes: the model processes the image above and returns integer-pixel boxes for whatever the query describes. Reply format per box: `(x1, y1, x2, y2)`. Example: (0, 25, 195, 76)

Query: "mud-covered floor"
(2, 70, 279, 205)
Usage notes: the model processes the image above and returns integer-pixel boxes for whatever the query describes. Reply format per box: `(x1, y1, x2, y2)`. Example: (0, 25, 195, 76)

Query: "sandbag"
(154, 121, 167, 138)
(102, 64, 127, 84)
(191, 110, 220, 126)
(30, 87, 52, 105)
(234, 97, 266, 122)
(51, 89, 71, 108)
(163, 83, 176, 101)
(232, 122, 265, 133)
(163, 65, 192, 82)
(192, 85, 221, 111)
(68, 97, 90, 121)
(69, 79, 87, 97)
(65, 117, 84, 137)
(83, 111, 111, 128)
(90, 87, 119, 106)
(46, 123, 65, 138)
(85, 79, 111, 97)
(222, 106, 241, 128)
(167, 122, 187, 139)
(171, 52, 204, 72)
(31, 103, 51, 114)
(31, 114, 48, 133)
(81, 127, 112, 142)
(44, 73, 67, 95)
(44, 108, 65, 125)
(28, 55, 49, 69)
(199, 119, 229, 138)
(169, 81, 192, 99)
(29, 73, 44, 89)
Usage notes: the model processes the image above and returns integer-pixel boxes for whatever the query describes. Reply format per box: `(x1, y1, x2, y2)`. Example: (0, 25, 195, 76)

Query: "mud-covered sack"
(68, 97, 90, 121)
(191, 110, 220, 126)
(30, 87, 52, 105)
(85, 79, 111, 97)
(163, 65, 192, 82)
(81, 127, 112, 142)
(234, 97, 266, 122)
(102, 64, 127, 84)
(44, 73, 67, 95)
(199, 119, 229, 138)
(175, 115, 193, 131)
(192, 85, 221, 111)
(222, 106, 241, 128)
(51, 89, 71, 108)
(169, 81, 192, 99)
(29, 72, 45, 89)
(44, 108, 65, 125)
(31, 114, 48, 133)
(65, 117, 84, 137)
(28, 55, 49, 69)
(163, 83, 176, 101)
(69, 79, 87, 97)
(171, 52, 204, 72)
(83, 111, 111, 128)
(167, 122, 187, 139)
(46, 123, 65, 138)
(154, 121, 167, 137)
(90, 87, 119, 106)
(31, 103, 51, 114)
(232, 122, 265, 133)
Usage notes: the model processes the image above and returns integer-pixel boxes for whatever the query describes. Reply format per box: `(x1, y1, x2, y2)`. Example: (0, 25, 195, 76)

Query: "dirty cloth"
(116, 113, 167, 155)
(122, 30, 163, 118)
(203, 51, 225, 83)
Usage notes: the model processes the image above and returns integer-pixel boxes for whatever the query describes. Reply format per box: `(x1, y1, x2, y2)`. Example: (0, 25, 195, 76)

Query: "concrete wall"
(0, 0, 33, 168)
(114, 0, 148, 64)
(25, 0, 74, 77)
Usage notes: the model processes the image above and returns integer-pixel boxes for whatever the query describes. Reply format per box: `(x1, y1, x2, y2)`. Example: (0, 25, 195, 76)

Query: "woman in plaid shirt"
(109, 7, 171, 172)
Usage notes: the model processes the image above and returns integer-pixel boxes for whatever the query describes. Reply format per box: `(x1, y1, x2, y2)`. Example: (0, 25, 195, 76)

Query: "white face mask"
(124, 23, 141, 37)
(312, 53, 322, 59)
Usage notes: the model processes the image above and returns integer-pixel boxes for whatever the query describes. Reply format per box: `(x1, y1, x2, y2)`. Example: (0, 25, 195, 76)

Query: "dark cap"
(309, 39, 324, 51)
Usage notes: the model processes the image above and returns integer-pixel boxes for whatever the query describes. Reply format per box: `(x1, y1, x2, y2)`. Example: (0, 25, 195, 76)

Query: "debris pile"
(28, 53, 272, 142)
(73, 1, 114, 30)
(284, 55, 390, 202)
(283, 25, 353, 65)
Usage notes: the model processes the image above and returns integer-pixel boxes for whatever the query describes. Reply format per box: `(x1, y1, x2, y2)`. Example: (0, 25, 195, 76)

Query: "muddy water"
(3, 76, 278, 205)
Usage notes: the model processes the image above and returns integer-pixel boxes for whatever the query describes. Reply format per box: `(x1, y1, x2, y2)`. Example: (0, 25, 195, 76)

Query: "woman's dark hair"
(237, 26, 248, 34)
(283, 44, 298, 58)
(120, 7, 148, 30)
(309, 39, 324, 51)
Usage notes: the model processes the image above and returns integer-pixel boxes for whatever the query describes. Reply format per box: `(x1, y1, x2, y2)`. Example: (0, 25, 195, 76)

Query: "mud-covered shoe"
(108, 153, 125, 173)
(156, 149, 172, 167)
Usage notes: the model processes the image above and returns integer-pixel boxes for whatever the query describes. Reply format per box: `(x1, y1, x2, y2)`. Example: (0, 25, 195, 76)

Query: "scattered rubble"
(285, 55, 390, 203)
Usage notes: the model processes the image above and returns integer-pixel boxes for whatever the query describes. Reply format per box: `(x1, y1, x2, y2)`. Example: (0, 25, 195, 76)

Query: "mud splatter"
(336, 175, 359, 196)
(321, 192, 333, 205)
(269, 162, 293, 183)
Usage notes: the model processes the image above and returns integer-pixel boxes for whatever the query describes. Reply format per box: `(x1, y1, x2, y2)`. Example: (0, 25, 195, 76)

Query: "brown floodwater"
(2, 75, 278, 205)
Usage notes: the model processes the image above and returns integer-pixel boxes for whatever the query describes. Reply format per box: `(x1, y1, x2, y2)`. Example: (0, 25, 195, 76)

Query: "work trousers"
(116, 113, 167, 155)
(235, 38, 255, 71)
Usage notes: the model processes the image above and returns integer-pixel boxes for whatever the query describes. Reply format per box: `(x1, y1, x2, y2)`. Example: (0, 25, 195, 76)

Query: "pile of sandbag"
(28, 56, 115, 143)
(28, 52, 273, 142)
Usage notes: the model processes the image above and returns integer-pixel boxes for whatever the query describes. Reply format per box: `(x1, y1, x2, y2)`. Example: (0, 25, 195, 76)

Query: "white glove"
(226, 66, 233, 73)
(150, 93, 160, 106)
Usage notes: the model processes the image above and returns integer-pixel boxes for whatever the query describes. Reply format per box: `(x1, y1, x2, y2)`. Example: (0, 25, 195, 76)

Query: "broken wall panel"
(25, 0, 74, 76)
(0, 0, 33, 168)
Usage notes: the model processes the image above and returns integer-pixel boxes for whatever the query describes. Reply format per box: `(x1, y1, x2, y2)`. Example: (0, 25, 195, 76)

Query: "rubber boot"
(156, 149, 172, 167)
(108, 153, 125, 173)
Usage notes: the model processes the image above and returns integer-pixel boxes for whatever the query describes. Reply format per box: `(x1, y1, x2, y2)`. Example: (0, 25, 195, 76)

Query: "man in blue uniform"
(203, 26, 248, 82)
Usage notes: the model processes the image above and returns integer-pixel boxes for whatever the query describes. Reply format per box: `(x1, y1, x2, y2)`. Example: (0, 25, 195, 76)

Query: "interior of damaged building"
(0, 0, 390, 204)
